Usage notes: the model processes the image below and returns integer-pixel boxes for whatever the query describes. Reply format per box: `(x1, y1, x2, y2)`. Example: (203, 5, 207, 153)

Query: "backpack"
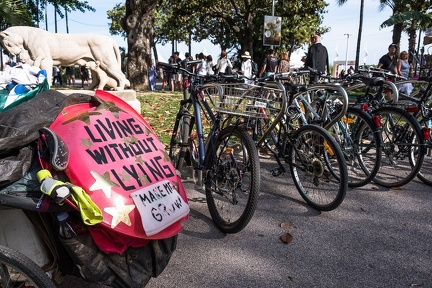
(251, 61, 258, 75)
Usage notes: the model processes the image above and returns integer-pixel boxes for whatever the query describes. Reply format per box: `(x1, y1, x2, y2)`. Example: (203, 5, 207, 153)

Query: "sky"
(29, 0, 421, 66)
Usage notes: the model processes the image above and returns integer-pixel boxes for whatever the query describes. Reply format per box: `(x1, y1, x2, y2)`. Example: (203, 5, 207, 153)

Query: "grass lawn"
(137, 90, 183, 146)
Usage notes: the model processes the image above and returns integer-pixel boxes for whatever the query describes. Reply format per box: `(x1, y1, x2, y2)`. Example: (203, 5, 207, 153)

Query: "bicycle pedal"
(271, 168, 285, 177)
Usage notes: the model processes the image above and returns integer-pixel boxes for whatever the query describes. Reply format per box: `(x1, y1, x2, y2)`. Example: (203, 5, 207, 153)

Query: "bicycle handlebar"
(357, 67, 407, 81)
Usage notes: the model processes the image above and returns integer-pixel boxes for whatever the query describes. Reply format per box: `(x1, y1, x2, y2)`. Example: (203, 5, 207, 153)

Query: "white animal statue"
(85, 60, 118, 90)
(0, 26, 129, 90)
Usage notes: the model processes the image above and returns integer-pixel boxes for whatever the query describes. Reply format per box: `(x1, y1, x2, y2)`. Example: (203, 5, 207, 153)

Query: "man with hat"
(240, 51, 253, 81)
(378, 44, 398, 74)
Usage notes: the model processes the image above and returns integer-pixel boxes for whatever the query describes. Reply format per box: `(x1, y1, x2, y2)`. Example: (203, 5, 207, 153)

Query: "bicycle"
(396, 76, 432, 186)
(346, 70, 427, 187)
(159, 61, 261, 233)
(275, 70, 382, 188)
(237, 75, 349, 211)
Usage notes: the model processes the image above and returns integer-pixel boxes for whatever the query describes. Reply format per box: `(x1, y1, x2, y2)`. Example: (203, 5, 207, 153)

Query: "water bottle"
(57, 212, 77, 239)
(428, 119, 432, 129)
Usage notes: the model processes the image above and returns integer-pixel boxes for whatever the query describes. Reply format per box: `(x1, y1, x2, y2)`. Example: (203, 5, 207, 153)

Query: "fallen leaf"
(371, 186, 379, 190)
(280, 232, 293, 244)
(280, 221, 293, 228)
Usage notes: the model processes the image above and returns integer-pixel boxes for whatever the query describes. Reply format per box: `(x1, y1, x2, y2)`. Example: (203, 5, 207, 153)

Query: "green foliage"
(138, 92, 182, 145)
(107, 0, 329, 57)
(0, 0, 34, 30)
(107, 3, 126, 38)
(0, 0, 95, 30)
(380, 11, 432, 30)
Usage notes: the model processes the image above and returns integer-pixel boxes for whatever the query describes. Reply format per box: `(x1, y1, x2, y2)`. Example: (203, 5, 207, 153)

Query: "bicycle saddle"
(351, 74, 385, 87)
(38, 127, 69, 171)
(283, 82, 307, 95)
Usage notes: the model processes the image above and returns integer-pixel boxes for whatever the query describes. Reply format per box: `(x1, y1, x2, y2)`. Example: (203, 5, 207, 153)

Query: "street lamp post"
(271, 0, 275, 50)
(344, 33, 352, 70)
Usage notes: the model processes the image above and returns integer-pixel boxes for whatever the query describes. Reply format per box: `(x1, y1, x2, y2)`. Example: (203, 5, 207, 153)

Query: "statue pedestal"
(58, 89, 141, 113)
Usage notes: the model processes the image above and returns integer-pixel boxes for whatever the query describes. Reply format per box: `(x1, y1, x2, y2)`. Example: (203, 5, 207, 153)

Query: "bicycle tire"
(169, 106, 196, 178)
(205, 126, 260, 233)
(341, 107, 382, 188)
(412, 114, 432, 186)
(371, 106, 425, 187)
(288, 124, 348, 211)
(0, 244, 55, 288)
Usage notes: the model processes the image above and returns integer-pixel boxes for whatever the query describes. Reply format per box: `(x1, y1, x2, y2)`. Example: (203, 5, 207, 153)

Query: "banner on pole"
(263, 16, 282, 46)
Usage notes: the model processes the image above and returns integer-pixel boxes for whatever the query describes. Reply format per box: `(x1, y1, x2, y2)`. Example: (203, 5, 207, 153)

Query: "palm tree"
(379, 2, 432, 62)
(337, 0, 364, 70)
(378, 0, 409, 51)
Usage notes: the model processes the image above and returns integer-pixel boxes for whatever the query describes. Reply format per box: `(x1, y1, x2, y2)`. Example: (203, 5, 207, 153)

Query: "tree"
(378, 0, 409, 51)
(337, 0, 365, 70)
(122, 0, 157, 91)
(156, 0, 328, 66)
(107, 0, 329, 89)
(379, 2, 432, 62)
(46, 0, 95, 32)
(0, 0, 33, 30)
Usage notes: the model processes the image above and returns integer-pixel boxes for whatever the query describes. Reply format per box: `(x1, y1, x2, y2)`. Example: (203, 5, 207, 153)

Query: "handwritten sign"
(131, 180, 189, 236)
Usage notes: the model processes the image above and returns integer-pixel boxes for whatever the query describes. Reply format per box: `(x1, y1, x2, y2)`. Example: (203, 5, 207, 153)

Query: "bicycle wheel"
(339, 107, 382, 188)
(205, 126, 260, 233)
(288, 124, 348, 211)
(412, 114, 432, 186)
(0, 245, 55, 288)
(169, 107, 197, 178)
(371, 106, 425, 187)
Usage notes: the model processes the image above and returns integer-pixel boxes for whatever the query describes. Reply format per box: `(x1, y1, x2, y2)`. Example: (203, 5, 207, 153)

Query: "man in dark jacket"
(305, 34, 329, 83)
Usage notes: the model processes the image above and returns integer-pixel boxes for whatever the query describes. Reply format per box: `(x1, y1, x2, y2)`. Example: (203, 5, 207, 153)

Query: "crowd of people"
(155, 34, 335, 91)
(158, 47, 300, 91)
(50, 65, 90, 88)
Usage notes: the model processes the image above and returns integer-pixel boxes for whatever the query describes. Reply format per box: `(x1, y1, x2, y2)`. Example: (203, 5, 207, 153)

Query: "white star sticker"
(89, 171, 118, 198)
(104, 198, 135, 229)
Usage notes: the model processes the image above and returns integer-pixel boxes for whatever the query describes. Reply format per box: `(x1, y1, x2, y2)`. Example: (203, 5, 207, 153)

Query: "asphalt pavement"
(145, 155, 432, 288)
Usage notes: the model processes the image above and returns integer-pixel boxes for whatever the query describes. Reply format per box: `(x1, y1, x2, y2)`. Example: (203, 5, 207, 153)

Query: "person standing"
(396, 50, 413, 95)
(240, 51, 253, 81)
(378, 43, 399, 100)
(215, 50, 232, 75)
(65, 66, 75, 86)
(305, 34, 329, 83)
(378, 43, 398, 74)
(148, 60, 157, 91)
(80, 65, 89, 88)
(259, 49, 278, 77)
(173, 52, 183, 91)
(52, 66, 62, 86)
(196, 53, 207, 76)
(206, 55, 215, 75)
(277, 52, 290, 73)
(168, 56, 176, 92)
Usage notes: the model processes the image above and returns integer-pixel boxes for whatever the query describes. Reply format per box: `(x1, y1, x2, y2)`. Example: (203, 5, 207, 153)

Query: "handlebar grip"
(158, 62, 178, 69)
(182, 60, 202, 66)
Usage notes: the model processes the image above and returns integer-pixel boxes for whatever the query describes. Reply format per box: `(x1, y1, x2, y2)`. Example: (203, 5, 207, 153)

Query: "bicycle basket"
(203, 83, 286, 120)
